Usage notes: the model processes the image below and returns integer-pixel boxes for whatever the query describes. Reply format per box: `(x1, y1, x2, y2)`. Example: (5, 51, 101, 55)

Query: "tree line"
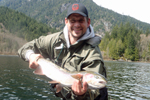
(99, 22, 150, 61)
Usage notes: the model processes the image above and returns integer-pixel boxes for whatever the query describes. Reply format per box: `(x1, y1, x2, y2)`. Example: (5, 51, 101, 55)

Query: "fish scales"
(34, 58, 107, 89)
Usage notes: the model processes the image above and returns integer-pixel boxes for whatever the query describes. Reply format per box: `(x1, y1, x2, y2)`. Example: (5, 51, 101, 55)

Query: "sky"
(93, 0, 150, 24)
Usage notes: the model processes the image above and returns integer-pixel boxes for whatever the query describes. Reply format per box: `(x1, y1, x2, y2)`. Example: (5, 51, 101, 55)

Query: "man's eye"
(70, 20, 75, 23)
(70, 19, 84, 23)
(79, 20, 84, 23)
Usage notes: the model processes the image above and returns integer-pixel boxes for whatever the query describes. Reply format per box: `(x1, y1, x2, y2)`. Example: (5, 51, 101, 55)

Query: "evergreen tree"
(134, 47, 139, 61)
(108, 39, 119, 60)
(116, 39, 125, 57)
(111, 25, 118, 39)
(99, 32, 110, 51)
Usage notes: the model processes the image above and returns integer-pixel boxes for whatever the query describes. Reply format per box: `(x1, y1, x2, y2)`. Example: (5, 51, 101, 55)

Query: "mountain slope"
(0, 6, 57, 41)
(0, 6, 56, 55)
(0, 23, 27, 55)
(0, 0, 150, 35)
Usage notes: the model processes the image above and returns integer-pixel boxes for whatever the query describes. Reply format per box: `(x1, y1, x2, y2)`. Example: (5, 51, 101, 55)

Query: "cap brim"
(67, 12, 87, 18)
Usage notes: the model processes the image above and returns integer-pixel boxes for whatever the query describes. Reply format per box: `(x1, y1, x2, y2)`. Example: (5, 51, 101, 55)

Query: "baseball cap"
(66, 3, 88, 18)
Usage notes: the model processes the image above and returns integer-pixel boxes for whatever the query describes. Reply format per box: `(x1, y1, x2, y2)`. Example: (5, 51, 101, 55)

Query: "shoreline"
(0, 54, 18, 57)
(1, 54, 150, 64)
(104, 58, 150, 64)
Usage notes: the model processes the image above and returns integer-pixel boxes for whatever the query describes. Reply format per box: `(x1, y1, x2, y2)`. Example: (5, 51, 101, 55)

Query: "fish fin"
(55, 84, 62, 93)
(49, 82, 62, 93)
(71, 74, 83, 80)
(49, 80, 60, 84)
(33, 66, 44, 75)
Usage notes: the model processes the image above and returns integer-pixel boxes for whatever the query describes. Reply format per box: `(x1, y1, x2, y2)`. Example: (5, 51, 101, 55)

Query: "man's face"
(65, 13, 90, 40)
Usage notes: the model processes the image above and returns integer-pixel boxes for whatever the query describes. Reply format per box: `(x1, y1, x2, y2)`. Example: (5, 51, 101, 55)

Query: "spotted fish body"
(34, 58, 107, 89)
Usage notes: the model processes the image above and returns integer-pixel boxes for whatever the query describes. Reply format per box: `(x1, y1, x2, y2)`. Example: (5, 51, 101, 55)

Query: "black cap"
(67, 3, 88, 18)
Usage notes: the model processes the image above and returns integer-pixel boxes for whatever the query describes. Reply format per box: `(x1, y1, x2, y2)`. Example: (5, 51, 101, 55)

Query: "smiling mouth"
(74, 29, 81, 31)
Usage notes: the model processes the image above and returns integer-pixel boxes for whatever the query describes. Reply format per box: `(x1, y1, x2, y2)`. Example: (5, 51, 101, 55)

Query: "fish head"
(83, 72, 107, 89)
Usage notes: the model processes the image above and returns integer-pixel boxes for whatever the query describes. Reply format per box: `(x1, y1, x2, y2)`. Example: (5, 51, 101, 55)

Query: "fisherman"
(18, 3, 108, 100)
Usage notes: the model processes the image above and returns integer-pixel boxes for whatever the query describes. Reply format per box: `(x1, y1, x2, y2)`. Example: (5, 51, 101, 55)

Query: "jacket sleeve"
(18, 39, 38, 61)
(18, 34, 57, 61)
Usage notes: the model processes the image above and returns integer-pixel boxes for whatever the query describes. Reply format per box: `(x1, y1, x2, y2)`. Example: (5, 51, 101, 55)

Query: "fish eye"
(95, 76, 99, 79)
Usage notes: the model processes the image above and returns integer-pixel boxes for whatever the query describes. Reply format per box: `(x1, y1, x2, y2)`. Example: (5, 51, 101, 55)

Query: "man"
(18, 3, 108, 100)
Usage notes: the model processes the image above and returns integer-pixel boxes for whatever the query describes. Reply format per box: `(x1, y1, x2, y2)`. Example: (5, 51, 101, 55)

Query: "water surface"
(0, 55, 60, 100)
(105, 61, 150, 100)
(0, 55, 150, 100)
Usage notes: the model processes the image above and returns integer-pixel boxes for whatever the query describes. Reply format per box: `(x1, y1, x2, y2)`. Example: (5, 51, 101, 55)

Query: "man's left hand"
(71, 76, 88, 95)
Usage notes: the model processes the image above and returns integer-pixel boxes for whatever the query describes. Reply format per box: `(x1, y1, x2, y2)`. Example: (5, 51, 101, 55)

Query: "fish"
(34, 58, 107, 92)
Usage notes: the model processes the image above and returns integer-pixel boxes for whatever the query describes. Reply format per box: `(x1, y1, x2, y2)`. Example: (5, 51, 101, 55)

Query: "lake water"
(0, 56, 150, 100)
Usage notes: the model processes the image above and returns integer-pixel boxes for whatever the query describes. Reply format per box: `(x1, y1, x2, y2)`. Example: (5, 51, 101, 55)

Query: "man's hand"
(29, 54, 43, 69)
(71, 75, 88, 95)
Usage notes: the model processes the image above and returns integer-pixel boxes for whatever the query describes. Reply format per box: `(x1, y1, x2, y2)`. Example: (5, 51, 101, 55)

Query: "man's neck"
(69, 34, 78, 45)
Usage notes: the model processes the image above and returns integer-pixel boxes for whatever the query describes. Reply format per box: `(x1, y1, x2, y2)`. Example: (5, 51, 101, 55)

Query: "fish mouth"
(99, 81, 106, 85)
(88, 81, 106, 89)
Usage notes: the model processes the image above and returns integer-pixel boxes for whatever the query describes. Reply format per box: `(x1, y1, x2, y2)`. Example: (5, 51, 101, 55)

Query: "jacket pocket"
(64, 53, 84, 72)
(53, 43, 67, 63)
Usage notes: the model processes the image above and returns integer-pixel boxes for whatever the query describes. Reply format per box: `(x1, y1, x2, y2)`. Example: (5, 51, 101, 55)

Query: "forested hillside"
(99, 22, 150, 61)
(0, 7, 57, 55)
(0, 0, 150, 36)
(0, 0, 150, 61)
(0, 23, 27, 55)
(0, 7, 57, 41)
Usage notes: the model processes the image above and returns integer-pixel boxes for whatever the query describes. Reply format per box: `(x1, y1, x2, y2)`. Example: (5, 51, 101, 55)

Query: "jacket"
(18, 25, 107, 100)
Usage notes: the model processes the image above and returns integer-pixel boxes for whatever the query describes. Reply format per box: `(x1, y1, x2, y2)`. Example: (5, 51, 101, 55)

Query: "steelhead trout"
(34, 58, 107, 91)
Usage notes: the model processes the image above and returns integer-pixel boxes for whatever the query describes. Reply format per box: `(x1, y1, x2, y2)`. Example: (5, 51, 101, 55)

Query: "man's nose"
(74, 21, 81, 27)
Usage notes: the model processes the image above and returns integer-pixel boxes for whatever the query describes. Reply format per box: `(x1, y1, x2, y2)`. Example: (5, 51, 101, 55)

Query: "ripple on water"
(105, 61, 150, 100)
(42, 95, 48, 98)
(0, 87, 11, 90)
(9, 97, 19, 100)
(18, 87, 26, 90)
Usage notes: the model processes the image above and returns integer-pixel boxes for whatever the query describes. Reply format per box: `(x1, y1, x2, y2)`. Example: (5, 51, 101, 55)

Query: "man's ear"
(88, 18, 91, 27)
(65, 18, 68, 25)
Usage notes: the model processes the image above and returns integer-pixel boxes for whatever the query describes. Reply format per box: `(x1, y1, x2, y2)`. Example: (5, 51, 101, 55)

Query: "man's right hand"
(29, 54, 43, 69)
